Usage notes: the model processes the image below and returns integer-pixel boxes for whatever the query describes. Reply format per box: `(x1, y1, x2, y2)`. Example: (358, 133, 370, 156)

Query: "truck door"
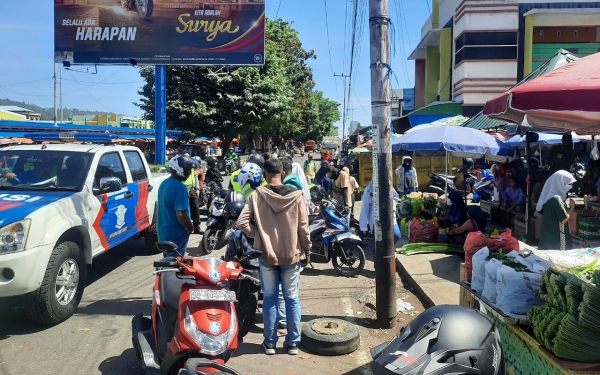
(122, 150, 152, 233)
(91, 152, 138, 250)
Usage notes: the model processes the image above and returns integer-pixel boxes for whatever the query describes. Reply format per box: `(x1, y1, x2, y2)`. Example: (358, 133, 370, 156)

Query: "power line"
(323, 0, 335, 75)
(275, 0, 283, 18)
(66, 70, 112, 113)
(0, 77, 53, 88)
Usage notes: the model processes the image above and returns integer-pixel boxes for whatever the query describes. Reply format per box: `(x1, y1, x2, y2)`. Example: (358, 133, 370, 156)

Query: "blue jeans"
(259, 259, 301, 346)
(163, 234, 189, 258)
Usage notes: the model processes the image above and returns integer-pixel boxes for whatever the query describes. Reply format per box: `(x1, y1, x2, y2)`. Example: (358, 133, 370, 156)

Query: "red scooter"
(132, 241, 261, 375)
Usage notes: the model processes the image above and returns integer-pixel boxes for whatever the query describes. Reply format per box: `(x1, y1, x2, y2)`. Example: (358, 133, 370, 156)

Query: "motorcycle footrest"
(132, 315, 160, 374)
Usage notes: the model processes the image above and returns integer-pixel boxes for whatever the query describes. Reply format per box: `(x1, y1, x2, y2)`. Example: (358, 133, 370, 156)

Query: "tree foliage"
(136, 19, 340, 148)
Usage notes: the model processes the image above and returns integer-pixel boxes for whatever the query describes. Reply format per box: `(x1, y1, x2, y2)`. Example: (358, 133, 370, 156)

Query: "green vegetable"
(422, 196, 438, 213)
(568, 259, 600, 284)
(410, 199, 423, 216)
(396, 243, 463, 256)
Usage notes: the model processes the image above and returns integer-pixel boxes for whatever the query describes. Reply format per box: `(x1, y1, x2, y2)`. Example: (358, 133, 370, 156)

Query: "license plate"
(189, 289, 237, 302)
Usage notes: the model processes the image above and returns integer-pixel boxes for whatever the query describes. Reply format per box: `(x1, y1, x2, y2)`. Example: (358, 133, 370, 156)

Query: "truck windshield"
(0, 150, 92, 191)
(323, 143, 338, 149)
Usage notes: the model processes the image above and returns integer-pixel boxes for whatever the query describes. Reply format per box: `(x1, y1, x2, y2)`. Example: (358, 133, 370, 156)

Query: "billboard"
(403, 88, 415, 112)
(54, 0, 265, 66)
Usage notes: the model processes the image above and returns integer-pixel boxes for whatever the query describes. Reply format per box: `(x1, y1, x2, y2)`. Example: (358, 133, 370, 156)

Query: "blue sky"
(0, 0, 429, 136)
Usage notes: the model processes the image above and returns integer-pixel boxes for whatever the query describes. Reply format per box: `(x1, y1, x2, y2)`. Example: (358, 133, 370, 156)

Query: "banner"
(403, 88, 415, 112)
(54, 0, 265, 66)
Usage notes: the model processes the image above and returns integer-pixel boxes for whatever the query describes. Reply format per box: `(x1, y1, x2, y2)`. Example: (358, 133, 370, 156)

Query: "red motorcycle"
(132, 241, 261, 375)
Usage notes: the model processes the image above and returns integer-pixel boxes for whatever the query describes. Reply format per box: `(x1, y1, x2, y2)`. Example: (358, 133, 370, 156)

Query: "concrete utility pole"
(53, 63, 58, 127)
(369, 0, 396, 328)
(334, 73, 350, 139)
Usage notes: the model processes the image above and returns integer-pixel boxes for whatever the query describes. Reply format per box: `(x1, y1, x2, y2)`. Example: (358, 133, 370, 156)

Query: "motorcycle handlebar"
(153, 260, 178, 268)
(238, 273, 260, 286)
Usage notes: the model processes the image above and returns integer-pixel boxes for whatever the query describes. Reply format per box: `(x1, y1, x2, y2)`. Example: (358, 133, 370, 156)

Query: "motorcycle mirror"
(155, 241, 179, 254)
(452, 167, 458, 172)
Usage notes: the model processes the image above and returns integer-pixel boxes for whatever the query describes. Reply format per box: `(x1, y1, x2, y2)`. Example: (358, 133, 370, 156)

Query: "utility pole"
(334, 73, 350, 139)
(53, 63, 58, 127)
(59, 64, 63, 123)
(369, 0, 396, 328)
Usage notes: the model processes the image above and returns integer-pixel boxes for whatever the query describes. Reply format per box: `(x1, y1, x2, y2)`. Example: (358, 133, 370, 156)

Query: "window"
(94, 152, 127, 189)
(124, 151, 148, 182)
(540, 30, 545, 37)
(557, 30, 562, 37)
(574, 30, 579, 37)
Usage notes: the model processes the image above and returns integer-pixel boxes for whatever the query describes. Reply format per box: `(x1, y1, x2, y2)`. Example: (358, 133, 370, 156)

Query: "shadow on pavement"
(98, 348, 145, 375)
(76, 297, 152, 316)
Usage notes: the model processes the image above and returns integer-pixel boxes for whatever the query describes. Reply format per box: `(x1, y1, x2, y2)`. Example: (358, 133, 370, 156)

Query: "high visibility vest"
(183, 170, 198, 188)
(230, 170, 242, 193)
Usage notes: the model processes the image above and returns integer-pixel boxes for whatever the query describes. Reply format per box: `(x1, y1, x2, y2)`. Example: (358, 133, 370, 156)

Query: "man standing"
(550, 133, 576, 173)
(303, 153, 317, 184)
(237, 159, 311, 356)
(157, 155, 200, 257)
(182, 154, 203, 235)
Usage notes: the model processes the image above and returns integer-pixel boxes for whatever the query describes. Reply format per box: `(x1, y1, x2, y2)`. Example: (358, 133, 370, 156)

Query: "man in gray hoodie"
(237, 159, 311, 356)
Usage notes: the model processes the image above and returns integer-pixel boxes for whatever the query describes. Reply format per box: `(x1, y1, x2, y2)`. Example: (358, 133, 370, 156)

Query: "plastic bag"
(538, 248, 600, 271)
(408, 219, 439, 243)
(495, 265, 543, 315)
(463, 230, 520, 282)
(471, 247, 489, 293)
(400, 200, 412, 216)
(482, 259, 502, 303)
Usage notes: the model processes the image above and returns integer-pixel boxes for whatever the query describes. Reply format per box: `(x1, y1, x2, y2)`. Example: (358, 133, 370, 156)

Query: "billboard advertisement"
(54, 0, 265, 66)
(403, 88, 415, 112)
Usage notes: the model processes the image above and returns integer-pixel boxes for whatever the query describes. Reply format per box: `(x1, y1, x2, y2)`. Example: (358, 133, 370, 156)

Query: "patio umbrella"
(405, 116, 469, 133)
(483, 52, 600, 134)
(505, 132, 580, 147)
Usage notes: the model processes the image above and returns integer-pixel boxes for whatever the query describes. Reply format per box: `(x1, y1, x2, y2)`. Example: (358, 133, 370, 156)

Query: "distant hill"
(0, 98, 127, 121)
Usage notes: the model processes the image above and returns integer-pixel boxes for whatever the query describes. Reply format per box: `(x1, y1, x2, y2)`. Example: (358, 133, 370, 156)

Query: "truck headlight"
(0, 219, 30, 255)
(183, 305, 237, 356)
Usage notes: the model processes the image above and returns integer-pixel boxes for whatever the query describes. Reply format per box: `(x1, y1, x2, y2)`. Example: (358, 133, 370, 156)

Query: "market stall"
(459, 240, 600, 374)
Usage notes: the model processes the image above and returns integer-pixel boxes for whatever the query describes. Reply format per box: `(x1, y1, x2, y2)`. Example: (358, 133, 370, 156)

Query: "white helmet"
(238, 162, 263, 191)
(168, 154, 200, 180)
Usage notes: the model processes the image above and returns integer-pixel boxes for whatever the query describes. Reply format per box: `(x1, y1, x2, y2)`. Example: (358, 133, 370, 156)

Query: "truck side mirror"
(94, 176, 122, 195)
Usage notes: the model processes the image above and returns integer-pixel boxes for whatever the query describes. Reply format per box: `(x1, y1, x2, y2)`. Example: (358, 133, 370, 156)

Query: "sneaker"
(262, 341, 276, 355)
(283, 341, 299, 355)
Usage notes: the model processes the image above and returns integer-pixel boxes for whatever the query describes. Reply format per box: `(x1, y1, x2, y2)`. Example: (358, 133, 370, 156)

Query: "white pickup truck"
(0, 134, 168, 323)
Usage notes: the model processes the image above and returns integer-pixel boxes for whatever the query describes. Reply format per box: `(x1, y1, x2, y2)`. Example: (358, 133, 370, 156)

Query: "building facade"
(409, 0, 600, 117)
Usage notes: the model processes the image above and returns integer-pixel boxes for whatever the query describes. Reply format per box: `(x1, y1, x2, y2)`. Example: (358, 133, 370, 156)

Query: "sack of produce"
(408, 218, 439, 243)
(482, 259, 503, 303)
(463, 230, 520, 282)
(471, 247, 489, 292)
(496, 264, 543, 315)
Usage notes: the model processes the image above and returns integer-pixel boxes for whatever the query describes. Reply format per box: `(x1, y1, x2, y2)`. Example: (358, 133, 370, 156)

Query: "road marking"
(341, 297, 374, 375)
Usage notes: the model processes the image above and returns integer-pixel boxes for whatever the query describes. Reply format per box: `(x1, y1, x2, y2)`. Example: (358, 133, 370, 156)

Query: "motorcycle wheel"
(225, 166, 231, 175)
(237, 281, 258, 338)
(332, 243, 365, 277)
(136, 0, 153, 18)
(200, 227, 222, 255)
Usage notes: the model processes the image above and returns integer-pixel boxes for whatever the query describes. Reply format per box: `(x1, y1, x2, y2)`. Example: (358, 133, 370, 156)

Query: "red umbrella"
(483, 52, 600, 134)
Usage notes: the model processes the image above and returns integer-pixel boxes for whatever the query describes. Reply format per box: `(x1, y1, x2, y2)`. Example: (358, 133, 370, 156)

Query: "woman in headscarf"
(446, 191, 489, 245)
(446, 191, 468, 229)
(327, 165, 353, 221)
(291, 161, 312, 210)
(537, 170, 576, 250)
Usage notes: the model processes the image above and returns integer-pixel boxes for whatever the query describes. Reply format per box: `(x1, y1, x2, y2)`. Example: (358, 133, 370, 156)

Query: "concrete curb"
(395, 256, 435, 309)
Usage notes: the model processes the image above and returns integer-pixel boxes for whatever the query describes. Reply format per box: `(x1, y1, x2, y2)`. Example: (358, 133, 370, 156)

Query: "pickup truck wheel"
(25, 241, 86, 324)
(144, 223, 161, 254)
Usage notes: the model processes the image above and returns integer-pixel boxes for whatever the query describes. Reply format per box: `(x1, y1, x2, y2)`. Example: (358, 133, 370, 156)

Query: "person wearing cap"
(550, 133, 575, 173)
(303, 153, 317, 184)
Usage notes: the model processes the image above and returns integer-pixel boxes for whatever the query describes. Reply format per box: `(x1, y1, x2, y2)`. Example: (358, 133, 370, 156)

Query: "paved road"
(0, 153, 419, 375)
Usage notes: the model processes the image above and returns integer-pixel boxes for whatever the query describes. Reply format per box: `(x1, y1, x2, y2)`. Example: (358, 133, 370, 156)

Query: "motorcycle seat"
(160, 270, 195, 325)
(428, 172, 456, 180)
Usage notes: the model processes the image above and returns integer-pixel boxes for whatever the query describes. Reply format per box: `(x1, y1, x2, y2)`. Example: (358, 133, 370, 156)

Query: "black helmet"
(224, 191, 245, 204)
(206, 156, 218, 168)
(464, 158, 474, 168)
(249, 153, 265, 168)
(223, 201, 245, 220)
(168, 154, 200, 180)
(310, 185, 327, 204)
(371, 305, 505, 375)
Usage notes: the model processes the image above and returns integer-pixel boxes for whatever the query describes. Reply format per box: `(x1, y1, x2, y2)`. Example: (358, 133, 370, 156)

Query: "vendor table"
(458, 270, 600, 375)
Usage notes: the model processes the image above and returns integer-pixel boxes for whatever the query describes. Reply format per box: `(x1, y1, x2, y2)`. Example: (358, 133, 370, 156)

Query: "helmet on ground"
(372, 305, 505, 375)
(238, 162, 263, 191)
(168, 154, 200, 180)
(248, 153, 265, 168)
(223, 201, 245, 220)
(224, 191, 245, 205)
(205, 156, 218, 168)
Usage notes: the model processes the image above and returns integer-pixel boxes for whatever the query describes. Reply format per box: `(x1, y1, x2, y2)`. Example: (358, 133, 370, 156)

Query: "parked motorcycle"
(121, 0, 153, 18)
(225, 159, 238, 175)
(131, 241, 261, 375)
(201, 191, 245, 255)
(471, 169, 495, 203)
(177, 358, 242, 375)
(224, 231, 261, 339)
(308, 198, 365, 276)
(426, 168, 464, 196)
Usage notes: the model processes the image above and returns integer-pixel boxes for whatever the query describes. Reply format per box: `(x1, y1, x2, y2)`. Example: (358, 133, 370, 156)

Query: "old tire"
(144, 223, 160, 254)
(332, 243, 365, 277)
(237, 281, 258, 338)
(301, 318, 360, 356)
(25, 241, 86, 324)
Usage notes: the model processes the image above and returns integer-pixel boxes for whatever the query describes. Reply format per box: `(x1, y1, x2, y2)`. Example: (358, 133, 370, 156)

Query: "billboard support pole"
(155, 65, 167, 166)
